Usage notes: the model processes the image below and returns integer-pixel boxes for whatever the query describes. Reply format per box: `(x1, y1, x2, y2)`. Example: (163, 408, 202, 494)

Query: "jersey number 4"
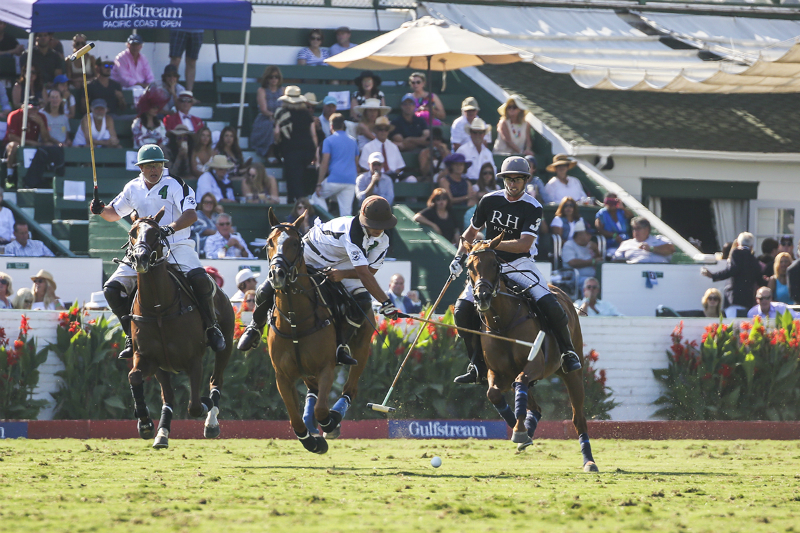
(158, 185, 169, 199)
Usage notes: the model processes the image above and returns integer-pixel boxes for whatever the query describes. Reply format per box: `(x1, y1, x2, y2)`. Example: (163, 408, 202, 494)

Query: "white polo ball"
(430, 456, 442, 468)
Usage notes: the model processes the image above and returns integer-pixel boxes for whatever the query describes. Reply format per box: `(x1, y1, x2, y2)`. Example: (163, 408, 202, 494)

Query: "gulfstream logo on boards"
(102, 4, 184, 28)
(388, 420, 507, 439)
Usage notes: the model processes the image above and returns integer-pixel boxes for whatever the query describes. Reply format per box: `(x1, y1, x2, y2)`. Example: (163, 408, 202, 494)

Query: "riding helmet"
(137, 144, 169, 165)
(496, 156, 531, 179)
(359, 196, 397, 230)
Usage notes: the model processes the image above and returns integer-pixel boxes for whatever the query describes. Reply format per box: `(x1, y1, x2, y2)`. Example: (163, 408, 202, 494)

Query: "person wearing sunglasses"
(0, 272, 13, 309)
(29, 270, 64, 311)
(577, 278, 621, 317)
(204, 213, 253, 259)
(450, 97, 490, 152)
(297, 29, 330, 66)
(111, 34, 154, 90)
(87, 56, 126, 115)
(250, 66, 284, 161)
(494, 95, 533, 157)
(701, 231, 763, 318)
(65, 34, 96, 89)
(701, 288, 723, 318)
(747, 286, 799, 321)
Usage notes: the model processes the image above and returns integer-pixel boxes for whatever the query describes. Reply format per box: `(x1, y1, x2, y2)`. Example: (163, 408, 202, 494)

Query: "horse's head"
(266, 207, 306, 291)
(129, 207, 166, 274)
(465, 232, 503, 313)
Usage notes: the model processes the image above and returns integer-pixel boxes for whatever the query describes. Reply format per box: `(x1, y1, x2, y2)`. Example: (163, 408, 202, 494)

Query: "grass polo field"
(1, 438, 799, 532)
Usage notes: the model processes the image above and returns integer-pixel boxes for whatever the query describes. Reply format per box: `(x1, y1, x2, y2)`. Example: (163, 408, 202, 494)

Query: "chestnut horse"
(126, 209, 235, 449)
(464, 234, 598, 472)
(264, 209, 374, 453)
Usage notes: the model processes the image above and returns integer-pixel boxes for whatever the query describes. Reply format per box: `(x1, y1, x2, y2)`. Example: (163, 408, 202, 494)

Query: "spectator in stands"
(12, 66, 44, 110)
(164, 90, 204, 135)
(65, 34, 95, 90)
(192, 126, 214, 178)
(213, 126, 244, 175)
(47, 33, 64, 60)
(111, 34, 154, 89)
(767, 252, 793, 304)
(613, 217, 674, 264)
(6, 222, 55, 257)
(51, 74, 75, 119)
(720, 241, 733, 261)
(787, 243, 800, 304)
(42, 89, 71, 147)
(12, 288, 33, 310)
(242, 290, 257, 312)
(169, 29, 204, 91)
(594, 192, 629, 259)
(0, 87, 10, 140)
(350, 71, 385, 120)
(288, 197, 315, 235)
(73, 99, 120, 148)
(232, 269, 259, 302)
(297, 29, 330, 66)
(456, 118, 495, 183)
(437, 153, 475, 207)
(197, 155, 236, 203)
(359, 116, 405, 175)
(408, 72, 444, 126)
(250, 66, 283, 162)
(312, 113, 358, 216)
(414, 188, 461, 245)
(20, 33, 64, 85)
(494, 95, 533, 156)
(702, 231, 763, 317)
(149, 64, 184, 114)
(758, 237, 779, 278)
(356, 152, 394, 207)
(30, 269, 64, 310)
(577, 277, 621, 316)
(701, 287, 723, 318)
(354, 98, 390, 150)
(319, 95, 337, 139)
(83, 291, 110, 312)
(0, 272, 12, 309)
(551, 197, 588, 243)
(0, 190, 14, 244)
(305, 93, 324, 146)
(748, 286, 799, 320)
(523, 155, 547, 205)
(205, 213, 254, 259)
(391, 94, 430, 153)
(167, 125, 195, 179)
(3, 98, 59, 181)
(0, 22, 24, 57)
(779, 235, 795, 259)
(242, 162, 279, 204)
(387, 274, 422, 315)
(330, 27, 357, 56)
(87, 57, 126, 115)
(419, 127, 450, 181)
(450, 97, 490, 152)
(561, 219, 602, 289)
(275, 87, 317, 203)
(192, 192, 220, 255)
(131, 89, 169, 150)
(543, 155, 586, 205)
(474, 162, 500, 201)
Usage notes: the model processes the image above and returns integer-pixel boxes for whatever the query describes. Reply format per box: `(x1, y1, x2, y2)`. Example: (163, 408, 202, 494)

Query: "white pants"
(305, 253, 366, 295)
(107, 241, 203, 294)
(459, 256, 550, 302)
(310, 181, 355, 217)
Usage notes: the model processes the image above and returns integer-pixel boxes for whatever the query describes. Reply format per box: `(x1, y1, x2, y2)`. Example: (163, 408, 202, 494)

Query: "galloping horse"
(125, 208, 235, 449)
(464, 234, 598, 472)
(265, 209, 374, 454)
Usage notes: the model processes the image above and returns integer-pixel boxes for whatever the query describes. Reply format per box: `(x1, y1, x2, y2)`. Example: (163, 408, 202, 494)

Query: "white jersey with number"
(303, 216, 389, 272)
(110, 173, 197, 245)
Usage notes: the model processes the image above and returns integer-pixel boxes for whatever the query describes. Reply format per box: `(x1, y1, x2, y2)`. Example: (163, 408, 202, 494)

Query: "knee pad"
(353, 289, 373, 313)
(104, 280, 130, 317)
(255, 279, 275, 307)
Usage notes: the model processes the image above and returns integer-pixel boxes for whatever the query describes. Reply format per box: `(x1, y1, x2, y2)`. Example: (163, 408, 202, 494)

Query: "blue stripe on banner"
(389, 420, 507, 440)
(0, 421, 28, 439)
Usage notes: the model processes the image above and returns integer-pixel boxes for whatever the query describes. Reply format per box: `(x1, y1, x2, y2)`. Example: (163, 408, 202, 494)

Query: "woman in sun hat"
(350, 70, 385, 120)
(196, 154, 236, 203)
(30, 270, 64, 311)
(543, 154, 587, 205)
(355, 98, 391, 150)
(494, 94, 533, 156)
(274, 86, 317, 202)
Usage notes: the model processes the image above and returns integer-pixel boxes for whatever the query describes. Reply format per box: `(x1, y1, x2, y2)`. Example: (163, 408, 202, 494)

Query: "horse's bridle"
(126, 219, 167, 271)
(468, 247, 501, 301)
(268, 223, 305, 288)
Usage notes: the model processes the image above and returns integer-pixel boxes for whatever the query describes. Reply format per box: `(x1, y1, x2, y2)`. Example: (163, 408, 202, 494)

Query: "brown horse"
(126, 208, 235, 449)
(464, 234, 598, 472)
(265, 209, 374, 453)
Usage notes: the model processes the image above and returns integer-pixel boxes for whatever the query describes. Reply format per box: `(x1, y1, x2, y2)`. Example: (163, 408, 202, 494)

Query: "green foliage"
(653, 315, 800, 420)
(0, 315, 49, 419)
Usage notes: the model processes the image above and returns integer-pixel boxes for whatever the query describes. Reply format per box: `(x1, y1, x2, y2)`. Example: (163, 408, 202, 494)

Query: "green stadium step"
(52, 220, 89, 256)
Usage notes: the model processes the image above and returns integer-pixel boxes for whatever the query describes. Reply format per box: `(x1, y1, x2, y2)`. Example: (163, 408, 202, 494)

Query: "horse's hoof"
(323, 426, 341, 440)
(204, 406, 220, 438)
(138, 418, 155, 440)
(516, 438, 533, 452)
(153, 427, 169, 449)
(583, 461, 599, 473)
(311, 435, 328, 455)
(511, 431, 529, 444)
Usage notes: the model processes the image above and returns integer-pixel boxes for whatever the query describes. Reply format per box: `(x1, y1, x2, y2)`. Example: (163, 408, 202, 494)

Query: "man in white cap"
(450, 97, 490, 151)
(111, 34, 154, 89)
(232, 269, 259, 303)
(356, 152, 394, 207)
(163, 90, 204, 133)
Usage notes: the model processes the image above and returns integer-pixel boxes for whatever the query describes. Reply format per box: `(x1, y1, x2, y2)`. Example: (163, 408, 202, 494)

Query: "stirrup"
(453, 363, 480, 384)
(206, 325, 226, 352)
(237, 324, 262, 351)
(336, 344, 358, 366)
(560, 350, 582, 374)
(118, 336, 133, 359)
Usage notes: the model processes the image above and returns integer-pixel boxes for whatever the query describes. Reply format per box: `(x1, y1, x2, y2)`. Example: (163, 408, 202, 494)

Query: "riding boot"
(186, 268, 226, 352)
(453, 299, 487, 384)
(535, 292, 581, 374)
(104, 281, 134, 359)
(237, 280, 274, 351)
(334, 290, 372, 366)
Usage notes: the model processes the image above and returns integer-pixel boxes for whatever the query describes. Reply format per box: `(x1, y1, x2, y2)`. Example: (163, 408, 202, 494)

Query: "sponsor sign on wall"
(389, 420, 507, 440)
(0, 422, 28, 439)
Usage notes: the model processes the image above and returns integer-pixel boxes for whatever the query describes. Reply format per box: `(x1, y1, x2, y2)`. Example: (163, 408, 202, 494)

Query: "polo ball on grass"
(430, 456, 442, 468)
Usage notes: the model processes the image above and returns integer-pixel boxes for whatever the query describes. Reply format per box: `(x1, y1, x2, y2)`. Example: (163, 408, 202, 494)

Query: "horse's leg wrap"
(525, 409, 542, 438)
(158, 404, 173, 433)
(579, 433, 595, 465)
(493, 397, 517, 428)
(318, 411, 342, 434)
(105, 280, 133, 359)
(238, 280, 274, 351)
(331, 394, 351, 419)
(535, 292, 581, 373)
(210, 388, 221, 408)
(303, 391, 319, 434)
(512, 381, 528, 420)
(295, 428, 329, 454)
(187, 268, 226, 352)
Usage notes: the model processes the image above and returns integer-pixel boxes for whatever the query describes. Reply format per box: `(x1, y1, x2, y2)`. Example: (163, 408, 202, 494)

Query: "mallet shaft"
(400, 313, 537, 349)
(79, 54, 98, 191)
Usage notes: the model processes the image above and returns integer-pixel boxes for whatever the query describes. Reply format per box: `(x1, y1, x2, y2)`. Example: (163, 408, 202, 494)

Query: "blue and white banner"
(0, 421, 28, 439)
(389, 420, 507, 440)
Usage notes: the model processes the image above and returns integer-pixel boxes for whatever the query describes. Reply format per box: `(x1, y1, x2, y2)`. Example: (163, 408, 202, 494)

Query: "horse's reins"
(467, 247, 533, 336)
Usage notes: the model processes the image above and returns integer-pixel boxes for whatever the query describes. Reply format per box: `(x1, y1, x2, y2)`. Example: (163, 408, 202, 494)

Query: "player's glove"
(449, 255, 465, 278)
(159, 225, 176, 239)
(379, 299, 401, 318)
(90, 198, 105, 215)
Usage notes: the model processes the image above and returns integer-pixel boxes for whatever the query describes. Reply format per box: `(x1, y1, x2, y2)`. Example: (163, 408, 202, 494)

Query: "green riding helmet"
(137, 144, 169, 165)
